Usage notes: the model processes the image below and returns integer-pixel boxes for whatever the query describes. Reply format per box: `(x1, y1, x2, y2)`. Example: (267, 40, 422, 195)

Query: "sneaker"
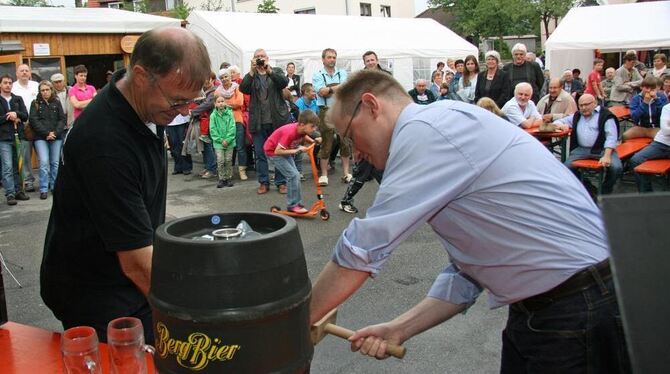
(225, 180, 234, 187)
(25, 183, 35, 192)
(15, 191, 30, 201)
(278, 185, 288, 194)
(183, 170, 192, 175)
(341, 174, 353, 183)
(257, 184, 269, 194)
(201, 171, 215, 179)
(6, 195, 17, 206)
(40, 192, 48, 200)
(299, 173, 306, 181)
(216, 180, 226, 188)
(288, 205, 309, 214)
(198, 169, 207, 177)
(339, 201, 358, 214)
(318, 176, 329, 186)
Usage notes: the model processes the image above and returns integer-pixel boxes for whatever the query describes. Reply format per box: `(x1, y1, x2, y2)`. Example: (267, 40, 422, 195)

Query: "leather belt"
(514, 259, 611, 311)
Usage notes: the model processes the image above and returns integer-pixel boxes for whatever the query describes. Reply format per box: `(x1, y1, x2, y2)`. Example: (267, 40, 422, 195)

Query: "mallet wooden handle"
(324, 323, 406, 359)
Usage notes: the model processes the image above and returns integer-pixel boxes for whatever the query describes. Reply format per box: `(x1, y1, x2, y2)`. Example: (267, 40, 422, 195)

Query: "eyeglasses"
(578, 101, 596, 108)
(148, 73, 195, 111)
(340, 100, 362, 142)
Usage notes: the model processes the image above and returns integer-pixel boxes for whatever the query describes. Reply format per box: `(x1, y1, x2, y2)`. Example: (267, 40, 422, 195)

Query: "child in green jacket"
(210, 96, 237, 188)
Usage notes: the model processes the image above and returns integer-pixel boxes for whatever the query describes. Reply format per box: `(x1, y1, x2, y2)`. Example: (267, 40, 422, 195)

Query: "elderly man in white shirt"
(11, 63, 39, 192)
(501, 82, 543, 128)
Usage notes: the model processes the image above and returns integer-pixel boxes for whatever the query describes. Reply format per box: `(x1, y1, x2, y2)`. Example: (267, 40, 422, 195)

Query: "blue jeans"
(34, 139, 62, 193)
(166, 123, 193, 173)
(501, 273, 630, 373)
(564, 147, 622, 194)
(201, 137, 217, 173)
(629, 141, 670, 192)
(253, 124, 286, 186)
(0, 140, 20, 197)
(235, 123, 247, 167)
(270, 155, 301, 208)
(21, 139, 35, 184)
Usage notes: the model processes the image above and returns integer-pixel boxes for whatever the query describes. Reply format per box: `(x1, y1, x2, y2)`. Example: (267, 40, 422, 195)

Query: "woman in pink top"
(68, 64, 97, 121)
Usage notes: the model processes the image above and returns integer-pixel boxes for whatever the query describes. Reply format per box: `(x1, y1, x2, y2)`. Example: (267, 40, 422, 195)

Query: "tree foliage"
(199, 0, 226, 11)
(533, 0, 576, 42)
(172, 2, 194, 19)
(8, 0, 51, 6)
(257, 0, 279, 13)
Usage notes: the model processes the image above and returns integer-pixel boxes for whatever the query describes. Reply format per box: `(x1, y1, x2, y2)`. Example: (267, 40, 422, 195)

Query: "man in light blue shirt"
(501, 82, 543, 128)
(309, 71, 630, 372)
(294, 83, 319, 115)
(555, 93, 622, 195)
(312, 48, 351, 186)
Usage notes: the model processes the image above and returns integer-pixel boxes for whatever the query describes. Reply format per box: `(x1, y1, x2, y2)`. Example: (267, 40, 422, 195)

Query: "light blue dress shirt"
(295, 97, 319, 115)
(312, 68, 348, 107)
(501, 98, 541, 127)
(556, 106, 618, 149)
(332, 101, 609, 308)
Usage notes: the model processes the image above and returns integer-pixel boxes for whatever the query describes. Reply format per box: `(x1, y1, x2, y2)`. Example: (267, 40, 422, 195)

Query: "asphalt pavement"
(2, 156, 510, 373)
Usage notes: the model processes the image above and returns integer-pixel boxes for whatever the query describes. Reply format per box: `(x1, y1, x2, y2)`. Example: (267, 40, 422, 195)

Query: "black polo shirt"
(40, 69, 166, 322)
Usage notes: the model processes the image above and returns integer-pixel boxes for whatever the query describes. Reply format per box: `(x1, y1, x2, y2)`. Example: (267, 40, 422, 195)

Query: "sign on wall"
(33, 43, 50, 56)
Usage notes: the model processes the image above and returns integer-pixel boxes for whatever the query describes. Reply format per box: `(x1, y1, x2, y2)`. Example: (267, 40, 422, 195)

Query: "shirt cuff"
(427, 264, 483, 307)
(331, 231, 389, 277)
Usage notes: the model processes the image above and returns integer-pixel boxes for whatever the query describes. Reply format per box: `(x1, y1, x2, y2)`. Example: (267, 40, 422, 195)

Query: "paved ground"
(0, 153, 647, 373)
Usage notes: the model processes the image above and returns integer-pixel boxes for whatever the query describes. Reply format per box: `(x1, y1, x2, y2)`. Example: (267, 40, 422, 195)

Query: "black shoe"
(40, 192, 48, 200)
(25, 184, 35, 192)
(6, 195, 17, 206)
(226, 180, 234, 187)
(15, 191, 30, 201)
(183, 170, 192, 175)
(339, 201, 358, 213)
(217, 179, 227, 188)
(171, 170, 182, 175)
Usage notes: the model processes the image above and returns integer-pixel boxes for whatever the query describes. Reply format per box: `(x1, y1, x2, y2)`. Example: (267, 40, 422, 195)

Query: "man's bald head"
(129, 27, 211, 90)
(578, 94, 597, 116)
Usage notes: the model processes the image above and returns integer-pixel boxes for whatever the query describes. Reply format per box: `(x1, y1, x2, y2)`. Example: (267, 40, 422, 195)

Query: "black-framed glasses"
(148, 73, 195, 111)
(340, 100, 362, 142)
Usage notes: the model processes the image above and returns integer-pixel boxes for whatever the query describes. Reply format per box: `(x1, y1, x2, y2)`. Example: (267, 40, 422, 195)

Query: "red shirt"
(264, 123, 301, 157)
(584, 70, 601, 96)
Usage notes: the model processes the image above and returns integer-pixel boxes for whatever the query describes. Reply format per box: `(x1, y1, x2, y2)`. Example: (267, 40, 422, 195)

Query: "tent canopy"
(0, 6, 180, 34)
(545, 1, 670, 77)
(187, 11, 477, 88)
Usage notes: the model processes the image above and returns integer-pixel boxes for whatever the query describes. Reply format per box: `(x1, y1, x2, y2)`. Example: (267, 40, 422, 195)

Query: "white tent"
(187, 11, 478, 89)
(0, 6, 180, 34)
(545, 1, 670, 78)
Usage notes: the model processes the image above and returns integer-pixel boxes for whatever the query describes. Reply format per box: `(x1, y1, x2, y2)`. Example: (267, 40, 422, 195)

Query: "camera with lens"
(256, 58, 265, 67)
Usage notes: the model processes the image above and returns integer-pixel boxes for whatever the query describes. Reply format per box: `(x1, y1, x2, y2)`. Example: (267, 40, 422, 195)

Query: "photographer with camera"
(313, 48, 351, 186)
(239, 48, 290, 194)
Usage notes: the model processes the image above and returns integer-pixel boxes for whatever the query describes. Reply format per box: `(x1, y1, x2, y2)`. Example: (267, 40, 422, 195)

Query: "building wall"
(228, 0, 414, 17)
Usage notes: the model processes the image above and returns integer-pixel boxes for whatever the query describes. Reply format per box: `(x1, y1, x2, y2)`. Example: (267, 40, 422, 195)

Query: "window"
(29, 58, 62, 83)
(107, 2, 123, 9)
(380, 5, 391, 17)
(294, 7, 316, 14)
(412, 58, 431, 82)
(360, 3, 371, 17)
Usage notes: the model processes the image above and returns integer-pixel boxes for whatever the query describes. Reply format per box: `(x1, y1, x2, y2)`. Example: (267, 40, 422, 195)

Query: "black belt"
(514, 259, 611, 311)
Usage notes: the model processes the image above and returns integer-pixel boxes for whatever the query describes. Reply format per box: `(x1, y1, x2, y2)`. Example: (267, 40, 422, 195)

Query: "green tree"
(8, 0, 51, 6)
(172, 2, 194, 19)
(199, 0, 226, 11)
(532, 0, 576, 42)
(257, 0, 279, 13)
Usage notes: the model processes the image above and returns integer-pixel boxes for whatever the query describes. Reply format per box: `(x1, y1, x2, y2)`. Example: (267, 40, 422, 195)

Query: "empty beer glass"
(61, 326, 103, 374)
(107, 317, 154, 374)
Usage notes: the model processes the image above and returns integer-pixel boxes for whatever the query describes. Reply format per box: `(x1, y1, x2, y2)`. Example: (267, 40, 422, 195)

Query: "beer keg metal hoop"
(212, 227, 243, 239)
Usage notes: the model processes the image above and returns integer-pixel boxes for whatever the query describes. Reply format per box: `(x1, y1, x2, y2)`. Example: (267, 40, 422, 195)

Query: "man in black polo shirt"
(40, 27, 211, 344)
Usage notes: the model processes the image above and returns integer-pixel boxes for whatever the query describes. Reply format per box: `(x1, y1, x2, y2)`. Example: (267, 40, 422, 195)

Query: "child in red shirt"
(264, 110, 319, 214)
(585, 58, 606, 104)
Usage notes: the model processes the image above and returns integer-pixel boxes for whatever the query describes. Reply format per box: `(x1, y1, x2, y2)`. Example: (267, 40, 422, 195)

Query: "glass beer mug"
(61, 326, 103, 374)
(107, 317, 155, 374)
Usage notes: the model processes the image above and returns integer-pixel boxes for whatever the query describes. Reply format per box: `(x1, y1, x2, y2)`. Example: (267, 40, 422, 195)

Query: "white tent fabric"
(187, 11, 478, 89)
(545, 1, 670, 78)
(0, 6, 180, 34)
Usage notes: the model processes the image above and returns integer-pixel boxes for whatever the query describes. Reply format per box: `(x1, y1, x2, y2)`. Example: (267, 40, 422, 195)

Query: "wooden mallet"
(310, 308, 406, 359)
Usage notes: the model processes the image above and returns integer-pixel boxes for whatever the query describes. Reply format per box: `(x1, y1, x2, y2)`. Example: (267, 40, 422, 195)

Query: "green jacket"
(209, 107, 236, 150)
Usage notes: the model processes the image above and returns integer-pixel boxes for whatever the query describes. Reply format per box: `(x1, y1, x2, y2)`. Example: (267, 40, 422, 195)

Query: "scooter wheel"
(320, 209, 330, 221)
(270, 206, 281, 213)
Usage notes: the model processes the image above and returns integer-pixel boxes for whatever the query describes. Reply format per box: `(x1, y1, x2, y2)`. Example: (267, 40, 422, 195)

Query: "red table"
(0, 321, 155, 373)
(525, 127, 571, 162)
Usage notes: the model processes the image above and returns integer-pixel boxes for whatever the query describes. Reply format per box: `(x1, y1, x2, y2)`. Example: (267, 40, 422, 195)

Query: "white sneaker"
(318, 176, 329, 186)
(342, 173, 353, 183)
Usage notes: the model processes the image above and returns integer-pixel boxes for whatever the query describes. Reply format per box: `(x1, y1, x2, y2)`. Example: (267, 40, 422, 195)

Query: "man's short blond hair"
(333, 70, 410, 118)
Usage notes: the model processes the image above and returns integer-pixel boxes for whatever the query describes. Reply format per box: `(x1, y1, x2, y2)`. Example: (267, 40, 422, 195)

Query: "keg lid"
(212, 228, 243, 240)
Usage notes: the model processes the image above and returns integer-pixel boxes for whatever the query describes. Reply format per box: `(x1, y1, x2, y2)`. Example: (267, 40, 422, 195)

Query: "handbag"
(22, 121, 35, 141)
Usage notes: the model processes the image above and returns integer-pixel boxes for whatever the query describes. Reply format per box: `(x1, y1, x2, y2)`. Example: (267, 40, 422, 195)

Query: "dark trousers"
(501, 270, 631, 373)
(341, 160, 383, 204)
(166, 123, 192, 173)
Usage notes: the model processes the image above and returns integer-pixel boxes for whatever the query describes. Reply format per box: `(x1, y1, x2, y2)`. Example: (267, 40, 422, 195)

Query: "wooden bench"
(570, 139, 651, 194)
(633, 159, 670, 190)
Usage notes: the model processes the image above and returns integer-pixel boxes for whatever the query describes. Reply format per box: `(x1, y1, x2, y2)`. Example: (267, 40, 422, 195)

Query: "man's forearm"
(117, 245, 153, 296)
(310, 260, 370, 324)
(389, 297, 466, 343)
